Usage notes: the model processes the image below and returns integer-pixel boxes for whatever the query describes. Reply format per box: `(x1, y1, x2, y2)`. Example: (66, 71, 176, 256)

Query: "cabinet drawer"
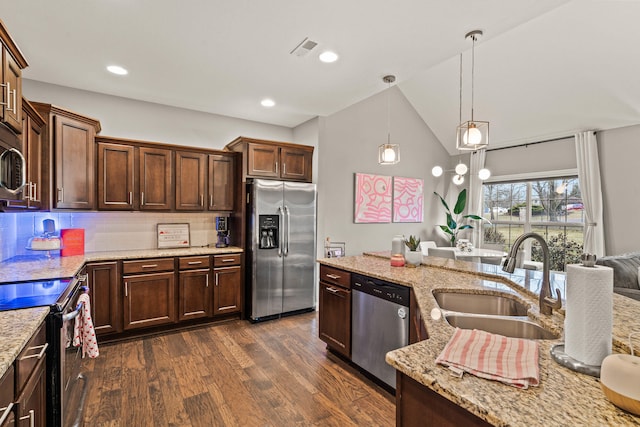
(178, 256, 211, 270)
(123, 258, 175, 274)
(15, 322, 47, 395)
(319, 265, 351, 289)
(213, 253, 241, 267)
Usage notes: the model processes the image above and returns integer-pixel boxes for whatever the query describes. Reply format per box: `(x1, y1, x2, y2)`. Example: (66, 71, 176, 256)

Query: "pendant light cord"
(459, 53, 463, 125)
(387, 79, 391, 144)
(471, 33, 476, 122)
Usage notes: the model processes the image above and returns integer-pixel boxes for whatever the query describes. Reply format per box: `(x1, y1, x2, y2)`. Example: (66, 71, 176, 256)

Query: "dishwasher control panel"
(351, 273, 410, 307)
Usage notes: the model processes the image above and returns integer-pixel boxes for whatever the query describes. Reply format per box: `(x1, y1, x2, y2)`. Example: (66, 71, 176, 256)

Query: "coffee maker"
(215, 216, 231, 248)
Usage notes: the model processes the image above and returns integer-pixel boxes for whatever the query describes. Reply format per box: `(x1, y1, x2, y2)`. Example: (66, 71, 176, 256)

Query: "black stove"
(0, 278, 73, 312)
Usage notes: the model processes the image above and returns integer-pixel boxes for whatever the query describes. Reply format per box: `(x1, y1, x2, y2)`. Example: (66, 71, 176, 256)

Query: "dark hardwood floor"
(80, 312, 395, 426)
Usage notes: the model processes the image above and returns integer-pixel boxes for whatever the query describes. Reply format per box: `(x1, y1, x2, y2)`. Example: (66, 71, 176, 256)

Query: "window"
(482, 177, 584, 271)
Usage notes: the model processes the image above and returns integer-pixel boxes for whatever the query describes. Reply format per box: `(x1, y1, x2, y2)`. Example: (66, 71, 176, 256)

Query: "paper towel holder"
(550, 344, 601, 377)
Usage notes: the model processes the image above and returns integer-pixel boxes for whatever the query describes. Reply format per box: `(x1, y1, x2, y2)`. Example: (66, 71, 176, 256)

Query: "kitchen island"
(318, 253, 640, 426)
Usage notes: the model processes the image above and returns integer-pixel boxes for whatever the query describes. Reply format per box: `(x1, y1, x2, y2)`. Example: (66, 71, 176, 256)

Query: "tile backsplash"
(0, 211, 226, 262)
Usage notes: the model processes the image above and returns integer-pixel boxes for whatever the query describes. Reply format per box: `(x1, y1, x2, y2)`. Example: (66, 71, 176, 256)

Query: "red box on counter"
(60, 229, 84, 256)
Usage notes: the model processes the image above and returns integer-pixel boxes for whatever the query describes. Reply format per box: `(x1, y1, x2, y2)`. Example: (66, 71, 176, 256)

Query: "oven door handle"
(63, 302, 84, 322)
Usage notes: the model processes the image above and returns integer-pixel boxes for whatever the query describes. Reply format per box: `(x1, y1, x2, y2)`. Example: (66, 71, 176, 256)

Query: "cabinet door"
(178, 269, 211, 320)
(86, 261, 120, 335)
(318, 282, 351, 357)
(98, 142, 135, 210)
(123, 272, 176, 330)
(53, 115, 96, 209)
(213, 266, 241, 316)
(139, 147, 173, 210)
(16, 355, 46, 427)
(1, 48, 22, 134)
(247, 143, 279, 178)
(0, 365, 15, 427)
(208, 154, 234, 211)
(175, 151, 206, 211)
(4, 107, 45, 210)
(280, 146, 312, 182)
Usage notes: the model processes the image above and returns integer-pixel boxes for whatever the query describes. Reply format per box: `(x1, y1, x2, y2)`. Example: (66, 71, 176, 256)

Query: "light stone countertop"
(318, 254, 640, 427)
(0, 246, 243, 378)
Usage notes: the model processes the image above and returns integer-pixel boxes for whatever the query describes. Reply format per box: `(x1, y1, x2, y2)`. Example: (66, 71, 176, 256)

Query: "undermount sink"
(433, 290, 529, 316)
(444, 314, 559, 340)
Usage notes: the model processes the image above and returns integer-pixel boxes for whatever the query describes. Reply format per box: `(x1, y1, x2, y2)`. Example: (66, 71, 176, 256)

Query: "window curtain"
(469, 150, 486, 247)
(575, 131, 605, 256)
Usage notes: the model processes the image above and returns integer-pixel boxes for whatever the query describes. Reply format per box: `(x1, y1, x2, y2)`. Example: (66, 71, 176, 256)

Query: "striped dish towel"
(436, 328, 540, 389)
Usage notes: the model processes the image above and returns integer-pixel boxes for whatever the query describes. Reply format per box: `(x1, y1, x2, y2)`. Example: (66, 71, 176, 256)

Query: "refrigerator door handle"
(277, 205, 284, 257)
(284, 205, 291, 256)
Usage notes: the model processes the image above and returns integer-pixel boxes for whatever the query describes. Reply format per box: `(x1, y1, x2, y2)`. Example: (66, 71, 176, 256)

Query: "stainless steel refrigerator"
(247, 179, 317, 321)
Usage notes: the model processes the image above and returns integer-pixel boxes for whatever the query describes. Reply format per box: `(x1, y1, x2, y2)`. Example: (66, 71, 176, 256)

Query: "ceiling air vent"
(290, 37, 318, 57)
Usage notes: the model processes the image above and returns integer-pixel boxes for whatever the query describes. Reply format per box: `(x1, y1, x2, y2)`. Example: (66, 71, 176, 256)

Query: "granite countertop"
(0, 307, 49, 379)
(318, 254, 640, 426)
(0, 246, 243, 378)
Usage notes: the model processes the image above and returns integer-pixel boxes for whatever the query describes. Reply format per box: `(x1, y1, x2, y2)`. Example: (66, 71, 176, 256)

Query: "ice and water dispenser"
(258, 215, 279, 249)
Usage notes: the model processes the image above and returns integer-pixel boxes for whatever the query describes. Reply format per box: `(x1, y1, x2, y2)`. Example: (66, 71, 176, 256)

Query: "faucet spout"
(501, 232, 562, 315)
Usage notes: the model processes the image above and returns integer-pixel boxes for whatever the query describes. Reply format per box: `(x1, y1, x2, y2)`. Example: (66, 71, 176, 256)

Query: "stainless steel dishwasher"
(351, 273, 410, 389)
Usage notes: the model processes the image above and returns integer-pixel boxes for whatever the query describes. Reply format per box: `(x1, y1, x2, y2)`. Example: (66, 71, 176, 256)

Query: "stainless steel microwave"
(0, 121, 26, 201)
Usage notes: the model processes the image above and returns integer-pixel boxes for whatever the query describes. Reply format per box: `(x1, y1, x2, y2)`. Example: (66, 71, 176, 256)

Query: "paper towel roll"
(564, 264, 614, 366)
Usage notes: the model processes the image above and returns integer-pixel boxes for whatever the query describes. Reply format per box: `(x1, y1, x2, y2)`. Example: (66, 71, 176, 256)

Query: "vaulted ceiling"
(3, 1, 638, 154)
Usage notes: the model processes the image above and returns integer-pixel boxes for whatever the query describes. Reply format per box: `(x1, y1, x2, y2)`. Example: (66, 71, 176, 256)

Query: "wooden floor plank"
(82, 312, 395, 426)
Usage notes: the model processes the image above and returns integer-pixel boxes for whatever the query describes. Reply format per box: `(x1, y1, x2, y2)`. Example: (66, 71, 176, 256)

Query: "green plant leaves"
(453, 189, 467, 215)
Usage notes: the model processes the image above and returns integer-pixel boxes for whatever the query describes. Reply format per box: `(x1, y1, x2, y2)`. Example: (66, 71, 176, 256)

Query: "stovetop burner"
(0, 278, 73, 311)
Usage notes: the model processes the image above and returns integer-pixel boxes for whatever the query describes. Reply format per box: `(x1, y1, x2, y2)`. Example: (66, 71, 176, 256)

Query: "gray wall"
(23, 79, 293, 149)
(317, 87, 451, 257)
(598, 124, 640, 255)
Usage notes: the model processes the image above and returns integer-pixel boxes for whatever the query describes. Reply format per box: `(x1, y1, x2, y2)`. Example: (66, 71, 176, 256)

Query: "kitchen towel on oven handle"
(73, 292, 99, 358)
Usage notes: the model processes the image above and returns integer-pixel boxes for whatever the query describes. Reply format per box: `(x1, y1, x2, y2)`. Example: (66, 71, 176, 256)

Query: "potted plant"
(404, 235, 422, 267)
(434, 189, 486, 247)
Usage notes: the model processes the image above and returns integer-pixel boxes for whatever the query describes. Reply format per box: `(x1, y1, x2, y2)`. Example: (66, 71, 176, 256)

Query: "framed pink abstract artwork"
(354, 173, 392, 223)
(393, 176, 424, 223)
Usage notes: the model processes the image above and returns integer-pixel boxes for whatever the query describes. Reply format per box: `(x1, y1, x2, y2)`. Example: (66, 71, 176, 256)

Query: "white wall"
(23, 80, 293, 149)
(317, 87, 451, 257)
(598, 124, 640, 255)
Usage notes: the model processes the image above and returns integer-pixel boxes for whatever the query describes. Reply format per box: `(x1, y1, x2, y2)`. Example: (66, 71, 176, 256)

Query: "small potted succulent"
(404, 235, 422, 267)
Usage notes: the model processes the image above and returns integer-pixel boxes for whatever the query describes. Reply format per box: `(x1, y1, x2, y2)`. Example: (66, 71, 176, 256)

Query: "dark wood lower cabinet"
(318, 280, 351, 357)
(16, 355, 46, 427)
(178, 268, 212, 320)
(213, 266, 241, 315)
(0, 365, 15, 427)
(86, 261, 120, 335)
(123, 271, 176, 330)
(396, 372, 491, 427)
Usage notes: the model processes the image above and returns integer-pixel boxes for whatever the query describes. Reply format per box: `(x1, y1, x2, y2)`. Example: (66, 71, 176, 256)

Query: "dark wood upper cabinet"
(280, 146, 312, 181)
(208, 153, 235, 211)
(1, 19, 28, 134)
(176, 150, 206, 211)
(98, 141, 135, 210)
(226, 137, 313, 183)
(247, 143, 279, 178)
(139, 146, 173, 210)
(4, 98, 46, 210)
(32, 102, 101, 210)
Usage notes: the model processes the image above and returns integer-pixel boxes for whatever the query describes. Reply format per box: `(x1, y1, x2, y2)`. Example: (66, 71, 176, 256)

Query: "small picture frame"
(157, 223, 190, 249)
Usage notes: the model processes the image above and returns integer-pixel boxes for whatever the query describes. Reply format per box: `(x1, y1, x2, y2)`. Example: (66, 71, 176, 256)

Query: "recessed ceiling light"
(261, 99, 275, 107)
(319, 51, 339, 63)
(107, 65, 128, 75)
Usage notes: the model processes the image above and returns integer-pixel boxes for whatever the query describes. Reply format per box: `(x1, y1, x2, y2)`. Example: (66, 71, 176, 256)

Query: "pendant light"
(431, 49, 491, 185)
(378, 75, 400, 165)
(456, 30, 489, 151)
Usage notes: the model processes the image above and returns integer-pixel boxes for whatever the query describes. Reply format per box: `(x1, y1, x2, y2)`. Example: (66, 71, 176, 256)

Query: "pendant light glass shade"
(378, 75, 400, 165)
(378, 143, 400, 164)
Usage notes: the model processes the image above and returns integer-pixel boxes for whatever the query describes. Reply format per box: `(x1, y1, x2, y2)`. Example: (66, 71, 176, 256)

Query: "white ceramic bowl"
(600, 353, 640, 415)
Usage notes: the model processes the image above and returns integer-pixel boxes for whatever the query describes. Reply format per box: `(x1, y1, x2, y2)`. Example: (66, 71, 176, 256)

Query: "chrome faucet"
(502, 232, 562, 315)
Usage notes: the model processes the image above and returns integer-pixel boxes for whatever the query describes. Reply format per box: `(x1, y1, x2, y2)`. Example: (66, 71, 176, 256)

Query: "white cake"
(30, 237, 61, 250)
